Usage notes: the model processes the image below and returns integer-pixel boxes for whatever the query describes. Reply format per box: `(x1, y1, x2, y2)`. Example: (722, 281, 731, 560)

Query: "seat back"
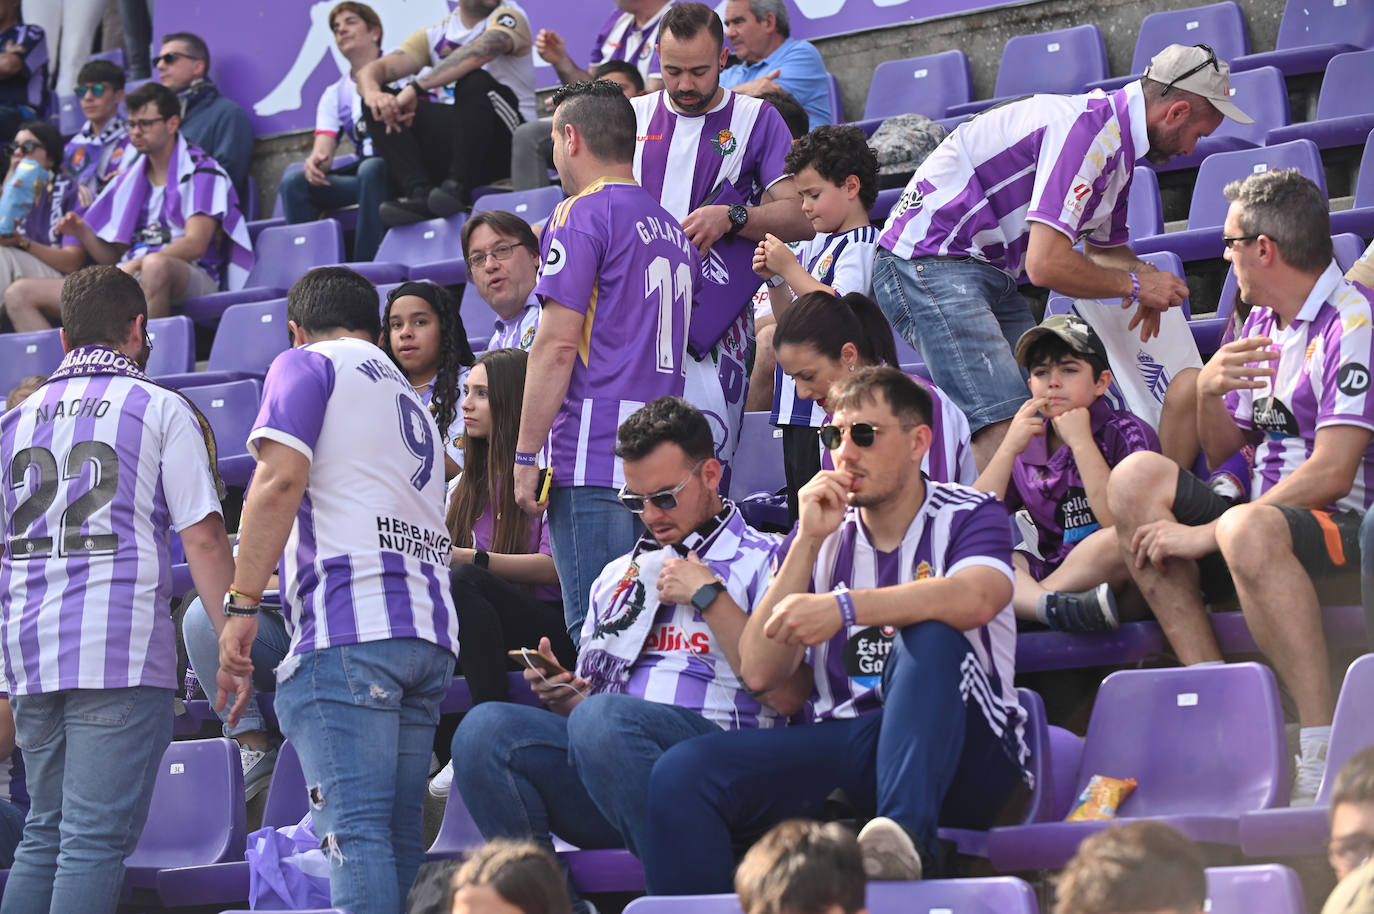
(870, 186, 903, 224)
(1017, 687, 1055, 824)
(57, 95, 83, 136)
(623, 896, 741, 913)
(1205, 864, 1307, 914)
(1335, 233, 1369, 273)
(993, 25, 1108, 98)
(1187, 139, 1326, 229)
(1353, 128, 1374, 208)
(206, 298, 289, 376)
(1316, 49, 1374, 119)
(1128, 166, 1163, 238)
(1075, 663, 1288, 817)
(145, 315, 196, 376)
(263, 740, 310, 828)
(728, 411, 784, 501)
(826, 71, 842, 124)
(373, 212, 468, 266)
(428, 787, 486, 858)
(866, 876, 1038, 913)
(864, 50, 973, 121)
(1130, 2, 1250, 74)
(181, 380, 264, 462)
(1276, 0, 1374, 52)
(1139, 250, 1192, 317)
(247, 220, 345, 290)
(1318, 653, 1374, 802)
(1211, 66, 1290, 145)
(0, 329, 63, 393)
(124, 737, 246, 875)
(471, 185, 566, 227)
(1049, 726, 1086, 819)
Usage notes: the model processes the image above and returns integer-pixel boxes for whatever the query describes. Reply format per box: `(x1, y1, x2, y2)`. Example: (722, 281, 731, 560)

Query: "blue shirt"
(721, 38, 832, 130)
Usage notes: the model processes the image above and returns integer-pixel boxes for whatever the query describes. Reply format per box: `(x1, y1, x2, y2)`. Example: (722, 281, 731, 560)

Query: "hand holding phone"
(508, 646, 569, 678)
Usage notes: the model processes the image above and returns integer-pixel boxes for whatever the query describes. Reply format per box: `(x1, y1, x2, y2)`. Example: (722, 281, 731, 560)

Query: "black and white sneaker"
(380, 192, 436, 226)
(1041, 583, 1119, 632)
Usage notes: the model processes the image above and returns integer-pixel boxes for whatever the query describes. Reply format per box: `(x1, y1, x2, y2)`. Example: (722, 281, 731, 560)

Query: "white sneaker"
(240, 745, 278, 802)
(857, 816, 923, 881)
(429, 760, 454, 800)
(1291, 742, 1327, 807)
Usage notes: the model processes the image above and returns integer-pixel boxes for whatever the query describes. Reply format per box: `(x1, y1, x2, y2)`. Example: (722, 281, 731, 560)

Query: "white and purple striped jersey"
(820, 379, 978, 486)
(534, 178, 699, 490)
(249, 338, 458, 668)
(0, 373, 222, 695)
(315, 70, 374, 157)
(63, 119, 131, 206)
(0, 23, 46, 111)
(771, 225, 881, 427)
(588, 3, 674, 84)
(778, 484, 1025, 764)
(488, 295, 541, 352)
(1226, 264, 1374, 513)
(880, 83, 1147, 280)
(400, 3, 535, 121)
(578, 504, 782, 730)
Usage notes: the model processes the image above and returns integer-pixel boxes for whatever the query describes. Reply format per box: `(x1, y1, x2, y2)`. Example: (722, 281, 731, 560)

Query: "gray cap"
(1143, 43, 1252, 124)
(1015, 314, 1109, 369)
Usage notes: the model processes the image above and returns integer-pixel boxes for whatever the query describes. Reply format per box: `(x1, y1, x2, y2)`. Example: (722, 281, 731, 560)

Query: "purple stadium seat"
(985, 663, 1288, 871)
(1084, 2, 1251, 94)
(826, 71, 843, 125)
(1014, 619, 1168, 673)
(159, 298, 289, 389)
(1230, 0, 1374, 82)
(563, 847, 645, 894)
(853, 50, 973, 133)
(0, 328, 63, 393)
(440, 672, 544, 714)
(57, 94, 83, 136)
(426, 785, 486, 862)
(1047, 726, 1086, 819)
(730, 411, 787, 530)
(945, 25, 1108, 119)
(621, 877, 1038, 914)
(869, 186, 902, 224)
(1133, 139, 1326, 263)
(178, 219, 345, 327)
(1151, 66, 1291, 173)
(1239, 653, 1374, 857)
(1128, 166, 1164, 238)
(367, 213, 470, 287)
(622, 895, 743, 913)
(144, 315, 196, 377)
(1329, 129, 1374, 238)
(458, 283, 505, 345)
(1210, 604, 1367, 655)
(1206, 864, 1307, 914)
(471, 185, 566, 226)
(181, 380, 263, 488)
(1335, 232, 1369, 273)
(123, 738, 246, 890)
(217, 910, 348, 914)
(1266, 50, 1374, 153)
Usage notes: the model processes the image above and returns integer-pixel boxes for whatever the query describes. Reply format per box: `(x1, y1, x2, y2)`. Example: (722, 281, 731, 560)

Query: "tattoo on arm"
(423, 29, 515, 87)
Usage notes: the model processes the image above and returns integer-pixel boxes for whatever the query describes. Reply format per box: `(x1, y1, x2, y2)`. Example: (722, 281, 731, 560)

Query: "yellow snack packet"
(1065, 774, 1138, 821)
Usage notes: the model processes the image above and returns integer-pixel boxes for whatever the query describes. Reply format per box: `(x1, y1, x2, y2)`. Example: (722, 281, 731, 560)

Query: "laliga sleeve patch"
(496, 12, 518, 29)
(1064, 175, 1093, 217)
(1339, 363, 1371, 396)
(541, 238, 567, 277)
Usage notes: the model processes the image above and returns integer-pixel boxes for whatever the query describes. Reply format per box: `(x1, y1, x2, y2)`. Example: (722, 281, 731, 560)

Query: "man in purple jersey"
(455, 397, 798, 914)
(645, 367, 1028, 892)
(512, 79, 700, 639)
(0, 266, 236, 914)
(1109, 170, 1374, 806)
(873, 44, 1253, 471)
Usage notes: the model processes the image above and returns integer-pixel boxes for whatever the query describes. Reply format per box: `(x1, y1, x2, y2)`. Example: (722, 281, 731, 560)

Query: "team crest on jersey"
(639, 42, 653, 60)
(817, 254, 834, 277)
(915, 560, 933, 580)
(711, 129, 737, 156)
(68, 145, 88, 174)
(520, 324, 537, 349)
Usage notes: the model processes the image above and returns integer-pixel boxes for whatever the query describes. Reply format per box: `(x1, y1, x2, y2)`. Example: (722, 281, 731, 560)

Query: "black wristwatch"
(725, 204, 749, 238)
(690, 580, 727, 612)
(474, 549, 490, 569)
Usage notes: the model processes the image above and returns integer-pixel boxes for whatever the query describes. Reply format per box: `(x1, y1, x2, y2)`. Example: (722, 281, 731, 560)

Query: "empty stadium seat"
(1128, 166, 1164, 240)
(458, 284, 504, 345)
(1230, 0, 1374, 83)
(1266, 49, 1374, 152)
(1084, 1, 1251, 93)
(1206, 864, 1307, 914)
(471, 185, 566, 227)
(123, 738, 246, 890)
(144, 315, 196, 377)
(623, 878, 1039, 914)
(181, 380, 263, 488)
(729, 411, 787, 529)
(1150, 65, 1290, 172)
(853, 49, 973, 133)
(986, 663, 1288, 871)
(1329, 128, 1374, 238)
(945, 25, 1109, 119)
(368, 213, 470, 287)
(0, 328, 63, 394)
(826, 71, 843, 124)
(159, 298, 289, 389)
(56, 95, 82, 137)
(869, 186, 903, 224)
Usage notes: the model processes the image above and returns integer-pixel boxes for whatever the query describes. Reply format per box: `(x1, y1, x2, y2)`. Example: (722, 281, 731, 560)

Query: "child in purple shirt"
(975, 315, 1160, 631)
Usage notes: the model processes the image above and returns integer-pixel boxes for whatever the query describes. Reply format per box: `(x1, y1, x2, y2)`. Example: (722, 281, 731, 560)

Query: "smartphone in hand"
(508, 647, 569, 678)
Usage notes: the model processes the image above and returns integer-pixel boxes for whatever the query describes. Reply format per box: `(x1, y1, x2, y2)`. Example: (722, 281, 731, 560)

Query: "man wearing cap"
(873, 43, 1251, 471)
(1108, 169, 1374, 806)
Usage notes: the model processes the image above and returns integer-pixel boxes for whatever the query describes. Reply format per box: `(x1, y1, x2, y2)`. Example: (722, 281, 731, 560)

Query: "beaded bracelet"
(1124, 271, 1140, 308)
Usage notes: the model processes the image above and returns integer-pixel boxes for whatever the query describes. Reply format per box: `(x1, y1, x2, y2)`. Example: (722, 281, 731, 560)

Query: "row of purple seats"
(1332, 129, 1374, 239)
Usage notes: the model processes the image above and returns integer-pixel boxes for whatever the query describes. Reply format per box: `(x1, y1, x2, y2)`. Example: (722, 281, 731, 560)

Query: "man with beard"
(872, 43, 1251, 470)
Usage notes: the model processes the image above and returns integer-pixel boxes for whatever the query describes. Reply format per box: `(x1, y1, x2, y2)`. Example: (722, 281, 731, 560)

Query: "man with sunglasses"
(1110, 169, 1374, 806)
(645, 366, 1029, 893)
(154, 32, 253, 199)
(874, 43, 1251, 473)
(63, 59, 130, 203)
(453, 397, 800, 914)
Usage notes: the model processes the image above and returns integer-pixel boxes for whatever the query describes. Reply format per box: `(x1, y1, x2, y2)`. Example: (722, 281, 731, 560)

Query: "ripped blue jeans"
(273, 638, 454, 914)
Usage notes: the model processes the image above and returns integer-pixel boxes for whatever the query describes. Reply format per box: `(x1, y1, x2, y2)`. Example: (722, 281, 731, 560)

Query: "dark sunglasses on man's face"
(818, 422, 912, 451)
(617, 460, 705, 514)
(74, 83, 109, 98)
(153, 51, 202, 67)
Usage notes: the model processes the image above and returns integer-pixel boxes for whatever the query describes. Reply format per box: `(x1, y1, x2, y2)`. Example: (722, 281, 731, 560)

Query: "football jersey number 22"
(7, 442, 120, 559)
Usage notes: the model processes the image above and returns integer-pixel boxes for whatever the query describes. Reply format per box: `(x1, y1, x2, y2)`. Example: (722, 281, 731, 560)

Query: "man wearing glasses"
(154, 32, 253, 199)
(1327, 747, 1374, 904)
(453, 396, 799, 913)
(1109, 169, 1374, 806)
(643, 366, 1028, 892)
(459, 210, 542, 351)
(874, 43, 1251, 473)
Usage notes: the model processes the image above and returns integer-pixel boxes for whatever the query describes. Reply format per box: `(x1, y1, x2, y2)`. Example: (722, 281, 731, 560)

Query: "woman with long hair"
(773, 290, 978, 486)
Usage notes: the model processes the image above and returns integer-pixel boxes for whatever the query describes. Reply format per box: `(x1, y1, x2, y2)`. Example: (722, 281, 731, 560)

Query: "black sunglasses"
(818, 422, 913, 450)
(153, 51, 202, 67)
(1160, 43, 1218, 97)
(4, 139, 41, 158)
(617, 460, 705, 513)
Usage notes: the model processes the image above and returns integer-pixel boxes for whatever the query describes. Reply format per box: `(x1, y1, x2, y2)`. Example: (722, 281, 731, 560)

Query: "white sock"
(1192, 660, 1225, 667)
(1035, 592, 1052, 625)
(1300, 725, 1331, 757)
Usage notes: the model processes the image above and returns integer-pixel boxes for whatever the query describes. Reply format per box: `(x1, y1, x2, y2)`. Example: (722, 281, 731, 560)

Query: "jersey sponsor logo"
(1252, 396, 1300, 439)
(541, 238, 567, 278)
(1339, 363, 1371, 396)
(643, 623, 711, 653)
(711, 128, 737, 156)
(496, 13, 517, 29)
(891, 187, 922, 220)
(842, 625, 894, 688)
(637, 133, 664, 142)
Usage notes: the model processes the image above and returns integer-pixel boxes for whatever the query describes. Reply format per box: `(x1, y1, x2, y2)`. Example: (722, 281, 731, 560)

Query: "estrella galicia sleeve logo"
(842, 625, 896, 689)
(1339, 363, 1371, 397)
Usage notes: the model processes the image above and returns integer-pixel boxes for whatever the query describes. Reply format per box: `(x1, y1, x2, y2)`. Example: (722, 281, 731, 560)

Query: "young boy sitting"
(975, 315, 1159, 631)
(735, 819, 869, 914)
(752, 124, 881, 521)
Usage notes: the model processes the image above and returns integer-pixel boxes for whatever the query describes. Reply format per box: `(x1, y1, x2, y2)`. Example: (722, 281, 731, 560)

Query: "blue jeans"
(181, 597, 291, 736)
(641, 622, 1029, 894)
(274, 638, 454, 914)
(451, 695, 719, 860)
(2, 687, 173, 914)
(873, 248, 1035, 433)
(545, 486, 642, 639)
(280, 156, 389, 262)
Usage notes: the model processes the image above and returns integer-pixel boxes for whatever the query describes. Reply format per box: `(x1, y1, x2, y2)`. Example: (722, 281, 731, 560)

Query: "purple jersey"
(535, 178, 700, 489)
(1226, 264, 1374, 513)
(1007, 398, 1159, 571)
(470, 503, 560, 603)
(20, 173, 80, 248)
(589, 3, 673, 83)
(775, 484, 1024, 772)
(880, 84, 1145, 280)
(250, 339, 459, 671)
(1, 370, 221, 695)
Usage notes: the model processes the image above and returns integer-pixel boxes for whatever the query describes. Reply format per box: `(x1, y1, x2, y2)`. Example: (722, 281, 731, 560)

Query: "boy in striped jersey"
(645, 367, 1029, 892)
(754, 124, 880, 522)
(0, 266, 236, 914)
(1110, 170, 1374, 806)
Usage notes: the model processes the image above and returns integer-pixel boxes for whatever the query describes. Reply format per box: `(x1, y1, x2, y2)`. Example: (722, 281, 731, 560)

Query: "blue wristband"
(834, 586, 856, 629)
(514, 451, 538, 466)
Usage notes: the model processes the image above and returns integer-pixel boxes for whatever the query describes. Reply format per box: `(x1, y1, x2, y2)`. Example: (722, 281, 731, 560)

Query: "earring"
(848, 364, 855, 372)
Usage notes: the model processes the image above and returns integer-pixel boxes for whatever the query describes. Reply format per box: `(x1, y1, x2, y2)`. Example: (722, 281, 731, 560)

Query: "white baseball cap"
(1143, 43, 1252, 124)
